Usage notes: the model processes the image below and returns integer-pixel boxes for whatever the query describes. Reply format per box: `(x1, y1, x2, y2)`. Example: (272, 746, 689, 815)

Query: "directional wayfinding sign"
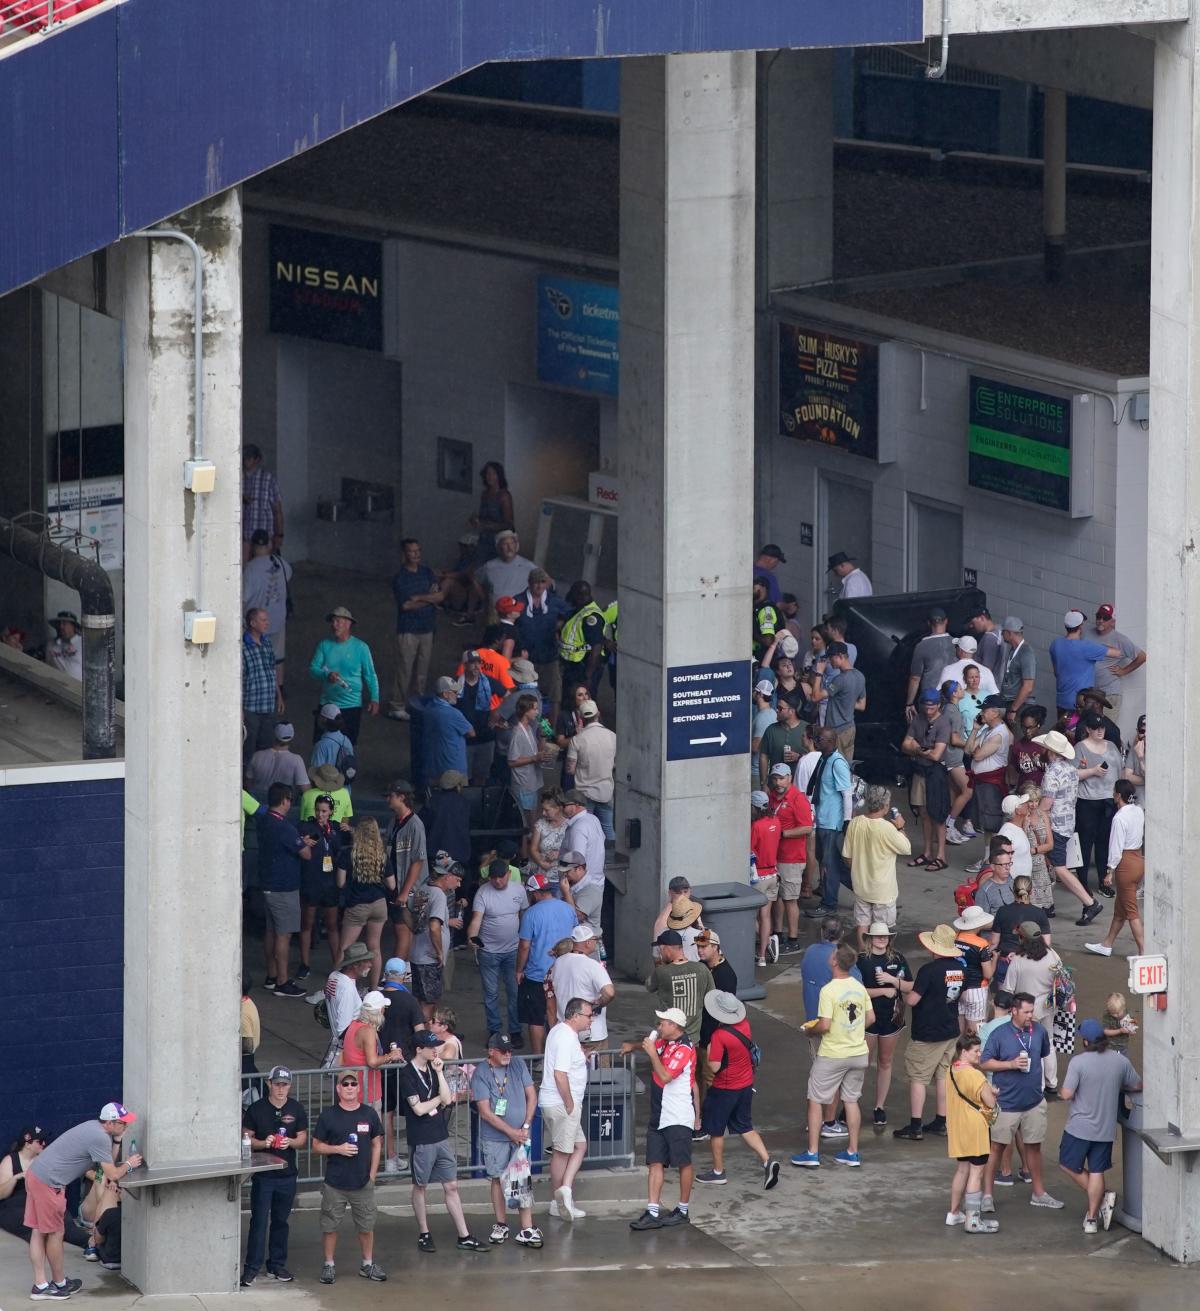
(666, 661, 751, 762)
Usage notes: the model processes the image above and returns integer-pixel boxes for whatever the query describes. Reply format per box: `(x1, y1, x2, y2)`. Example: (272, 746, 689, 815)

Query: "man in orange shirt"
(750, 791, 781, 966)
(456, 633, 515, 710)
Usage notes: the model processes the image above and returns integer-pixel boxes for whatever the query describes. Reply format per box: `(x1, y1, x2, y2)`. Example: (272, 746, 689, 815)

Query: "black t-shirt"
(399, 1061, 449, 1146)
(954, 935, 994, 990)
(699, 959, 738, 1045)
(910, 957, 965, 1043)
(993, 903, 1051, 956)
(314, 1103, 382, 1191)
(379, 984, 426, 1057)
(857, 951, 913, 1034)
(243, 1096, 309, 1178)
(95, 1207, 121, 1264)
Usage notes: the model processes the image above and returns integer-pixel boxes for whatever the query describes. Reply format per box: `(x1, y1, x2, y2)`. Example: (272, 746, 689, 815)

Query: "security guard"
(559, 580, 606, 697)
(602, 599, 619, 692)
(753, 577, 779, 665)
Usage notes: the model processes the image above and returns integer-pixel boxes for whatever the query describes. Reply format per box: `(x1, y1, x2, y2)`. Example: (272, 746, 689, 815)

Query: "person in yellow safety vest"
(602, 600, 618, 692)
(753, 577, 779, 666)
(559, 580, 606, 697)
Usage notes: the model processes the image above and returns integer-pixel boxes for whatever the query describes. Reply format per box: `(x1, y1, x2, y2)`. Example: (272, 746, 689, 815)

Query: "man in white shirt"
(566, 702, 617, 839)
(828, 552, 872, 600)
(548, 925, 616, 1044)
(45, 611, 83, 681)
(320, 943, 373, 1067)
(562, 792, 607, 932)
(997, 794, 1033, 878)
(539, 997, 594, 1220)
(939, 635, 999, 695)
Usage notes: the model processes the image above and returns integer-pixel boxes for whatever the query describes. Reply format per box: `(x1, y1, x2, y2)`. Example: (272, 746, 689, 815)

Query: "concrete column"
(122, 189, 245, 1293)
(614, 53, 755, 979)
(1042, 86, 1067, 282)
(1144, 23, 1200, 1264)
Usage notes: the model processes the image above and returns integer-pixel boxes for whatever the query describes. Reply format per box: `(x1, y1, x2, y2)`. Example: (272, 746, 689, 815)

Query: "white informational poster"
(46, 477, 124, 571)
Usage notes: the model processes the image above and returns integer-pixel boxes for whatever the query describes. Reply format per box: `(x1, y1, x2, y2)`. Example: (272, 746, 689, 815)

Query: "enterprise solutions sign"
(968, 376, 1072, 512)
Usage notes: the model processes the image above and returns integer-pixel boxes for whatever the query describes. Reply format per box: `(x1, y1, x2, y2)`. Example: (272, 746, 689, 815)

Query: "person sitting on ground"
(0, 1128, 90, 1249)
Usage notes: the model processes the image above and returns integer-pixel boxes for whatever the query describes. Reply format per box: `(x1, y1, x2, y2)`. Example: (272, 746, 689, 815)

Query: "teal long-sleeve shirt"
(309, 635, 379, 707)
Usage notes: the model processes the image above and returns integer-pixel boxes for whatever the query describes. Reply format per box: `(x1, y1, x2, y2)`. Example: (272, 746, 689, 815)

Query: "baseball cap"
(557, 849, 586, 869)
(463, 648, 482, 663)
(526, 872, 552, 892)
(955, 635, 978, 653)
(667, 876, 691, 893)
(268, 1065, 293, 1083)
(487, 1033, 514, 1052)
(385, 778, 414, 797)
(496, 596, 525, 617)
(318, 703, 341, 721)
(1080, 711, 1105, 730)
(769, 762, 792, 778)
(435, 675, 460, 695)
(754, 679, 775, 697)
(759, 543, 787, 562)
(1078, 1018, 1105, 1044)
(580, 700, 600, 719)
(383, 957, 409, 977)
(918, 687, 940, 704)
(414, 1031, 443, 1048)
(778, 633, 799, 659)
(981, 693, 1008, 711)
(362, 990, 391, 1010)
(273, 722, 295, 742)
(750, 789, 769, 808)
(928, 607, 947, 622)
(694, 929, 721, 948)
(1064, 609, 1086, 628)
(1000, 794, 1026, 815)
(1096, 603, 1115, 620)
(824, 641, 848, 659)
(250, 528, 271, 546)
(571, 924, 597, 943)
(655, 1007, 688, 1028)
(99, 1102, 136, 1124)
(1002, 615, 1024, 633)
(655, 929, 683, 947)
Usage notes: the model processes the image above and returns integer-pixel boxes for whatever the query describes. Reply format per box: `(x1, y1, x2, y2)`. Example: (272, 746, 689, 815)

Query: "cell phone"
(1101, 762, 1109, 770)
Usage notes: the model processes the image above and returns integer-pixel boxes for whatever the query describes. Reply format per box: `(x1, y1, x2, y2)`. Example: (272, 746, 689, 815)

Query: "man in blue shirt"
(804, 728, 854, 916)
(980, 990, 1063, 1212)
(1049, 610, 1121, 715)
(309, 704, 355, 779)
(419, 677, 475, 781)
(256, 783, 317, 997)
(514, 567, 568, 720)
(388, 538, 443, 721)
(515, 873, 578, 1052)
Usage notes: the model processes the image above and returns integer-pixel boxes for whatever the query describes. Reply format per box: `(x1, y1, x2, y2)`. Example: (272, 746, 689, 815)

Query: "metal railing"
(0, 0, 104, 45)
(240, 1050, 638, 1187)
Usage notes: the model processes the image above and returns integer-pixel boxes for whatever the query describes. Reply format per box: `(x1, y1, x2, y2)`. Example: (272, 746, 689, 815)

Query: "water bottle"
(241, 1131, 252, 1163)
(749, 852, 760, 884)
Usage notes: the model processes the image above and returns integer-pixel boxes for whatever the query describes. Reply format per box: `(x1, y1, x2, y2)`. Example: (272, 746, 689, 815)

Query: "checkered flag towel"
(1052, 1008, 1076, 1054)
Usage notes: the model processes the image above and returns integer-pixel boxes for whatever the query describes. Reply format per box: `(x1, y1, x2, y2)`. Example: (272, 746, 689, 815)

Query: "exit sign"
(1128, 954, 1168, 995)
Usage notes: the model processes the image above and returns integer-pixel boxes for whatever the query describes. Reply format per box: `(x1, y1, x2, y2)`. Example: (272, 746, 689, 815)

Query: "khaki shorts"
(904, 1036, 957, 1086)
(778, 862, 805, 901)
(853, 897, 896, 928)
(757, 873, 780, 903)
(319, 1182, 376, 1233)
(342, 897, 388, 927)
(808, 1052, 869, 1104)
(536, 659, 563, 706)
(835, 726, 856, 761)
(991, 1102, 1047, 1146)
(541, 1102, 585, 1153)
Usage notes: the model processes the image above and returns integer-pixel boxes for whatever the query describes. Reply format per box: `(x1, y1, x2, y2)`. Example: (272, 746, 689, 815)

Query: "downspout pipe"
(926, 0, 949, 80)
(0, 516, 116, 759)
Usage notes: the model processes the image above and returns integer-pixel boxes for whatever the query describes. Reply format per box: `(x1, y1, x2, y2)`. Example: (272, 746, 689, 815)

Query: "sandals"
(925, 858, 948, 872)
(907, 856, 930, 868)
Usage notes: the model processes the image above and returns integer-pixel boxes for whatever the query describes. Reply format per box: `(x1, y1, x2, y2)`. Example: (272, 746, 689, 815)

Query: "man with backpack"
(310, 705, 357, 783)
(410, 861, 463, 1021)
(695, 992, 780, 1190)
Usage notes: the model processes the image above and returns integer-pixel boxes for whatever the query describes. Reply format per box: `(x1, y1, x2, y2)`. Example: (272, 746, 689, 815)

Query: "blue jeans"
(243, 1173, 297, 1276)
(817, 827, 850, 911)
(478, 948, 520, 1037)
(589, 799, 615, 840)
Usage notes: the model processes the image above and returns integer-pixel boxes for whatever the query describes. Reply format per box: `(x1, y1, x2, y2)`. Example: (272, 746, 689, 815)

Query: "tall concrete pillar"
(614, 53, 755, 978)
(122, 189, 245, 1293)
(1144, 24, 1200, 1264)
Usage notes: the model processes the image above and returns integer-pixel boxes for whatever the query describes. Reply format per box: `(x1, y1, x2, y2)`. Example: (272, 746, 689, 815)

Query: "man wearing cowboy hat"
(45, 610, 82, 681)
(1034, 730, 1103, 926)
(300, 764, 353, 823)
(952, 906, 996, 1037)
(321, 942, 374, 1068)
(695, 992, 780, 1190)
(828, 551, 872, 600)
(893, 925, 965, 1142)
(628, 1007, 700, 1230)
(1078, 687, 1122, 749)
(646, 931, 714, 1045)
(309, 605, 380, 744)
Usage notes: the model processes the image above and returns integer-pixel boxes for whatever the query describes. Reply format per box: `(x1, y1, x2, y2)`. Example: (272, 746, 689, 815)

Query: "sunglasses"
(338, 1079, 359, 1088)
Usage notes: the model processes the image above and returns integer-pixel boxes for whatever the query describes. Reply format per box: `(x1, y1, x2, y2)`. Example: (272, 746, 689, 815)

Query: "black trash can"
(690, 880, 767, 1001)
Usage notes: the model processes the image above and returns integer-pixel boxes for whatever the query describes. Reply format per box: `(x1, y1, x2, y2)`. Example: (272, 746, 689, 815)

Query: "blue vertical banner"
(536, 274, 619, 395)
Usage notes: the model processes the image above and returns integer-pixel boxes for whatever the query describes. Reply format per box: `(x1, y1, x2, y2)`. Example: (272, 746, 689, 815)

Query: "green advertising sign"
(968, 376, 1071, 512)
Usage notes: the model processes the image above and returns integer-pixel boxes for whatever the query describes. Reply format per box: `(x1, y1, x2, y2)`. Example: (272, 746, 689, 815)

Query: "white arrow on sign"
(690, 732, 728, 747)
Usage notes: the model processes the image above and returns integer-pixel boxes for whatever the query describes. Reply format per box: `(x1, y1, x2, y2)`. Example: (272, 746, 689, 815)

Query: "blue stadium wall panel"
(0, 0, 922, 296)
(0, 778, 124, 1136)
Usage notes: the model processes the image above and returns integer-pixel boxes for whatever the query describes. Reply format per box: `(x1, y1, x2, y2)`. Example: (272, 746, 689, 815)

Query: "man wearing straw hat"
(652, 877, 706, 961)
(1034, 729, 1104, 926)
(893, 925, 965, 1142)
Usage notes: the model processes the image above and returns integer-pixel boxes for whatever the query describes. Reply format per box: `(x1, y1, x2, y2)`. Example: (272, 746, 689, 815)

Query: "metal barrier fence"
(0, 0, 104, 43)
(240, 1050, 638, 1187)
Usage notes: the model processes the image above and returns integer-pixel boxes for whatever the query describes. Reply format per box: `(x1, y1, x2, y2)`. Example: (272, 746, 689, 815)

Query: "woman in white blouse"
(1084, 780, 1146, 957)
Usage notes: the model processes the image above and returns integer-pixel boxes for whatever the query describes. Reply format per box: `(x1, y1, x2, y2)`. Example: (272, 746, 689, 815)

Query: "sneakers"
(320, 1263, 336, 1284)
(779, 937, 803, 952)
(994, 1171, 1014, 1186)
(1085, 942, 1113, 957)
(965, 1212, 1000, 1234)
(945, 1210, 966, 1226)
(981, 1194, 996, 1214)
(630, 1209, 664, 1230)
(696, 1169, 727, 1185)
(514, 1227, 544, 1248)
(790, 1151, 820, 1168)
(834, 1151, 861, 1167)
(764, 1159, 781, 1191)
(239, 1274, 256, 1288)
(767, 934, 780, 964)
(99, 1263, 120, 1273)
(359, 1261, 387, 1281)
(756, 958, 767, 968)
(964, 858, 987, 876)
(305, 990, 325, 1004)
(692, 1129, 710, 1142)
(872, 1107, 887, 1127)
(263, 977, 277, 991)
(30, 1286, 72, 1301)
(1100, 1190, 1117, 1230)
(1018, 1169, 1033, 1184)
(84, 1244, 98, 1262)
(489, 1223, 510, 1244)
(959, 821, 978, 838)
(553, 1186, 585, 1219)
(658, 1207, 690, 1227)
(892, 1123, 924, 1141)
(386, 708, 411, 721)
(1083, 1216, 1100, 1234)
(381, 1156, 401, 1175)
(510, 1032, 525, 1049)
(945, 824, 969, 845)
(1031, 1192, 1065, 1209)
(294, 965, 311, 981)
(265, 1267, 294, 1282)
(820, 1120, 849, 1138)
(1076, 901, 1104, 926)
(456, 1236, 489, 1252)
(275, 981, 306, 998)
(417, 1232, 436, 1253)
(922, 1119, 948, 1136)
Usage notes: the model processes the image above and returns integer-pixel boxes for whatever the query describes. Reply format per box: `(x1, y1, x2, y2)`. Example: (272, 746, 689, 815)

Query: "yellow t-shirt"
(842, 814, 911, 904)
(817, 977, 871, 1059)
(946, 1061, 992, 1159)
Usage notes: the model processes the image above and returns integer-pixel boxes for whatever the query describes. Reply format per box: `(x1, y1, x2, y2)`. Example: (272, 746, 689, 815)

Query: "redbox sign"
(1128, 955, 1168, 995)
